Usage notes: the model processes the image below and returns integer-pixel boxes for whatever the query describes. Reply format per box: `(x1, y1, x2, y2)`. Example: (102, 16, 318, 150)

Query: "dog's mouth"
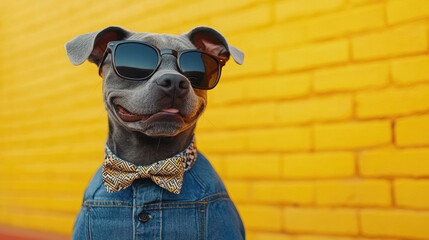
(116, 105, 148, 122)
(115, 104, 182, 122)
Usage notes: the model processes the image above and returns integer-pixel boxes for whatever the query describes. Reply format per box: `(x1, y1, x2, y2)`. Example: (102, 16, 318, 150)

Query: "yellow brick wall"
(1, 0, 429, 239)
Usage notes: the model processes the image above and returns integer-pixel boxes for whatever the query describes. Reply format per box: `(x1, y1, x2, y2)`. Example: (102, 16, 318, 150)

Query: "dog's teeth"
(162, 108, 179, 114)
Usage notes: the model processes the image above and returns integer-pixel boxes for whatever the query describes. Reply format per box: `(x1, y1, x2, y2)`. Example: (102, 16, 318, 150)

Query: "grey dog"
(65, 26, 245, 239)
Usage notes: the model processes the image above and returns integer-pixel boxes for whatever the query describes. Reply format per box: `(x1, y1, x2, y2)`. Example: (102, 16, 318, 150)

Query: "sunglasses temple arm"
(98, 49, 111, 77)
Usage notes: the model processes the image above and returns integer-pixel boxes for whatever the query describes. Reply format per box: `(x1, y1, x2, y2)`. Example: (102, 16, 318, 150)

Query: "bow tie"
(102, 138, 197, 194)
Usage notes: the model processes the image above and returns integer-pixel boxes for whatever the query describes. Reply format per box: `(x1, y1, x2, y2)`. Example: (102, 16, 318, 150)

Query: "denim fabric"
(72, 152, 245, 240)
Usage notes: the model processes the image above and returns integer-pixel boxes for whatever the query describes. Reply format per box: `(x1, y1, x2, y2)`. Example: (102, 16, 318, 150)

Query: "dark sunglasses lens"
(180, 52, 219, 89)
(114, 43, 158, 79)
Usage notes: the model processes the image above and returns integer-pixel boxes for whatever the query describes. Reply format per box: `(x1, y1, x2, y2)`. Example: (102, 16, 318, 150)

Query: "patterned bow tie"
(102, 138, 197, 194)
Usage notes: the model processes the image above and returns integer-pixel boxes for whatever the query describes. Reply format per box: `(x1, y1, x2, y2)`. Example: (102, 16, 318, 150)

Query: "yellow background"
(1, 0, 429, 239)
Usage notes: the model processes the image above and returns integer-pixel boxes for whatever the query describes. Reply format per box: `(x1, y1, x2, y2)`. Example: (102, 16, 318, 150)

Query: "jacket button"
(138, 211, 152, 223)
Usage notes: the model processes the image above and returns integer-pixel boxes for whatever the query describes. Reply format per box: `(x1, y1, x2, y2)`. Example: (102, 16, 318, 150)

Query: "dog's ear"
(65, 26, 132, 66)
(186, 26, 244, 65)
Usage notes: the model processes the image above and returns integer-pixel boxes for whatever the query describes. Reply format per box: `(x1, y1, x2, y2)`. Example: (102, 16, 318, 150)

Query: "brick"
(300, 237, 394, 240)
(316, 179, 391, 206)
(252, 181, 314, 204)
(395, 179, 429, 209)
(240, 103, 277, 127)
(0, 178, 87, 196)
(361, 209, 429, 239)
(223, 50, 273, 78)
(277, 39, 349, 71)
(283, 152, 355, 178)
(196, 130, 246, 152)
(227, 20, 306, 51)
(211, 4, 271, 33)
(248, 232, 293, 240)
(245, 73, 311, 101)
(224, 181, 250, 203)
(276, 0, 345, 21)
(352, 24, 428, 60)
(307, 4, 384, 40)
(197, 0, 264, 14)
(314, 61, 389, 93)
(138, 0, 264, 32)
(0, 147, 101, 165)
(284, 207, 358, 234)
(162, 19, 214, 36)
(350, 0, 383, 5)
(296, 237, 393, 240)
(296, 236, 357, 240)
(357, 84, 429, 118)
(0, 161, 99, 179)
(0, 225, 70, 240)
(224, 154, 281, 179)
(0, 196, 81, 214)
(396, 114, 429, 146)
(276, 94, 352, 124)
(237, 204, 282, 231)
(210, 80, 245, 105)
(248, 127, 311, 151)
(360, 148, 429, 177)
(392, 55, 429, 84)
(387, 0, 429, 24)
(202, 154, 224, 177)
(198, 102, 276, 129)
(1, 210, 74, 235)
(314, 121, 391, 150)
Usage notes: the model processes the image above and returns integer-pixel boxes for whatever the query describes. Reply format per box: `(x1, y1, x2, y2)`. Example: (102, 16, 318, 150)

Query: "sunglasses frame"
(98, 40, 226, 90)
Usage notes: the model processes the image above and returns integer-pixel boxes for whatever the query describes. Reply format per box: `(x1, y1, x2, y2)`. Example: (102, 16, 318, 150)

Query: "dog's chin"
(139, 117, 187, 137)
(143, 124, 186, 137)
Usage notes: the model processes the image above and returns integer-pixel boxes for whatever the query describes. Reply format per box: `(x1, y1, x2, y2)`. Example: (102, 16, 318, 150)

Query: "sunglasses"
(98, 40, 226, 90)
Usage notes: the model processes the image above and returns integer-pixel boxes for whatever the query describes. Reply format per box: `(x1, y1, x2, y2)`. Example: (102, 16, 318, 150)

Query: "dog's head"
(65, 26, 243, 137)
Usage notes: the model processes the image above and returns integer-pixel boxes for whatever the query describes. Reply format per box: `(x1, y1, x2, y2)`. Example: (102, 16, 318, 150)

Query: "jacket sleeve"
(72, 207, 88, 240)
(205, 199, 245, 240)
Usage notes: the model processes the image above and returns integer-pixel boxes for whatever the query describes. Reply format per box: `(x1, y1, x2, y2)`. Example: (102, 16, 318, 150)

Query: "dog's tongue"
(161, 108, 180, 114)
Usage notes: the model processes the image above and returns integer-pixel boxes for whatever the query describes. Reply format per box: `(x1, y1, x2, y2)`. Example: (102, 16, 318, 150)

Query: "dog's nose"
(156, 73, 190, 97)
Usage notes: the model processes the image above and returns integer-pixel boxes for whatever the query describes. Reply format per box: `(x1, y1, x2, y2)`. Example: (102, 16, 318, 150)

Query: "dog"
(65, 26, 245, 240)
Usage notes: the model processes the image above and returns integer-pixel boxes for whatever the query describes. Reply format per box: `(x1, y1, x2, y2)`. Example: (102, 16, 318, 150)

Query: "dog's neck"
(106, 119, 195, 166)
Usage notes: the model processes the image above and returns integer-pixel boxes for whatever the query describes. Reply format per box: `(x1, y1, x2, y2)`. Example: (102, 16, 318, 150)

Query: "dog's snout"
(156, 74, 190, 97)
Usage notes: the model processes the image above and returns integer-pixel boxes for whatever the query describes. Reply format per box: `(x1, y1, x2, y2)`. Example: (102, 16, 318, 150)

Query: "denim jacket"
(72, 152, 245, 240)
